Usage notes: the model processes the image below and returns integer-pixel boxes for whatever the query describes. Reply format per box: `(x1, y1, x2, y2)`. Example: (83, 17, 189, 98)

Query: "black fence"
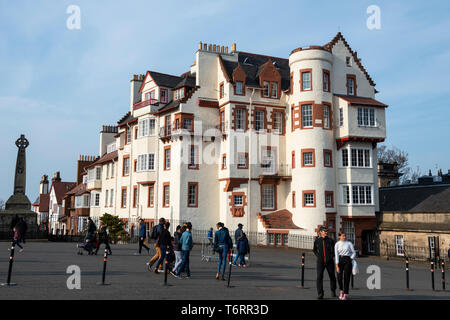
(0, 230, 48, 241)
(380, 242, 450, 262)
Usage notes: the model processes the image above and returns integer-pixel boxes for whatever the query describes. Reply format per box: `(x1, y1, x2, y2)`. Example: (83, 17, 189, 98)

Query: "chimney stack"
(52, 171, 61, 182)
(231, 43, 237, 52)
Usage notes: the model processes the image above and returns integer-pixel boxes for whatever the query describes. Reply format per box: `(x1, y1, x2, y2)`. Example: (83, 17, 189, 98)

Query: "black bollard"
(227, 249, 233, 288)
(405, 257, 410, 290)
(1, 242, 17, 287)
(301, 253, 305, 288)
(164, 249, 168, 286)
(431, 261, 435, 291)
(351, 273, 354, 289)
(96, 249, 111, 286)
(441, 259, 446, 291)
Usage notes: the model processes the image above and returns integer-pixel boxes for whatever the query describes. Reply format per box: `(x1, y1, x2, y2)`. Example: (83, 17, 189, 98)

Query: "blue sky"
(0, 0, 449, 203)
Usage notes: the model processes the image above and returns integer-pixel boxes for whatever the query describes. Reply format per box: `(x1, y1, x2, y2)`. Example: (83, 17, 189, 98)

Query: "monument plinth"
(0, 135, 37, 234)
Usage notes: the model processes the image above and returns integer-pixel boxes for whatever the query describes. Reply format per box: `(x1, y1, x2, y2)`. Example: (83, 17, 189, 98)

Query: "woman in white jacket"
(335, 232, 356, 300)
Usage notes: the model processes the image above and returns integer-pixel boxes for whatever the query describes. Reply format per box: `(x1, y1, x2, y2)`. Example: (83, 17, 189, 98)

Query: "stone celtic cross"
(13, 134, 29, 195)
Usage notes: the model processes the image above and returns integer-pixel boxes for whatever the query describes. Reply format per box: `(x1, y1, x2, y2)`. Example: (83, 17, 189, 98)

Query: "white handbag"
(352, 259, 359, 275)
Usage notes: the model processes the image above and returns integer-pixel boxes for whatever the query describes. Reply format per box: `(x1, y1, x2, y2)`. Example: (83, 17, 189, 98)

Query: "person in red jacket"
(313, 226, 337, 299)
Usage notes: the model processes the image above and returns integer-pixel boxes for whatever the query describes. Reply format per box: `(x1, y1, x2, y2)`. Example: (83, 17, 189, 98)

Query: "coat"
(180, 231, 193, 251)
(237, 237, 250, 254)
(214, 228, 233, 252)
(139, 224, 147, 238)
(313, 236, 335, 264)
(157, 228, 172, 247)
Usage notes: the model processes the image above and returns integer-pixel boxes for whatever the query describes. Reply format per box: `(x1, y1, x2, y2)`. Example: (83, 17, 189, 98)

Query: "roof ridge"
(238, 51, 288, 61)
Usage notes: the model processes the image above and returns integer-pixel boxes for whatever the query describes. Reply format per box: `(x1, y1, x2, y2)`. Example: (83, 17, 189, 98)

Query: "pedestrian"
(236, 232, 250, 267)
(95, 221, 112, 255)
(172, 225, 184, 275)
(175, 222, 193, 279)
(232, 223, 244, 266)
(213, 222, 233, 280)
(84, 217, 97, 255)
(147, 218, 165, 271)
(16, 217, 28, 243)
(136, 219, 150, 255)
(10, 214, 20, 234)
(335, 232, 356, 300)
(313, 226, 337, 299)
(154, 222, 172, 274)
(12, 226, 24, 253)
(207, 227, 214, 245)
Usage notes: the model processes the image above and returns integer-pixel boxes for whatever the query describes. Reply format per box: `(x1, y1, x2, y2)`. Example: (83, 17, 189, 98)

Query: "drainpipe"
(127, 123, 133, 232)
(247, 88, 256, 235)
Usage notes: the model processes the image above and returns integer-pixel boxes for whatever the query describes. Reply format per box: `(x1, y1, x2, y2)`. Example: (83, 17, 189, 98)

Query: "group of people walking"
(80, 217, 112, 255)
(314, 226, 356, 300)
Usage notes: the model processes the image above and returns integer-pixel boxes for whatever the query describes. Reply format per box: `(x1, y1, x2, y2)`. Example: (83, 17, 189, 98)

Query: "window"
(255, 110, 265, 131)
(174, 88, 184, 100)
(121, 188, 127, 208)
(219, 82, 224, 99)
(303, 192, 315, 207)
(163, 184, 170, 207)
(188, 183, 198, 207)
(395, 235, 405, 256)
(133, 187, 138, 208)
(292, 191, 296, 208)
(123, 157, 130, 176)
(234, 195, 243, 206)
(235, 108, 246, 130)
(164, 147, 171, 170)
(342, 148, 371, 168)
(95, 167, 102, 180)
(105, 190, 109, 207)
(292, 151, 295, 169)
(263, 81, 270, 97)
(323, 150, 332, 167)
(183, 118, 193, 131)
(148, 185, 154, 207)
(88, 168, 95, 181)
(344, 221, 355, 244)
(145, 91, 155, 101)
(339, 108, 344, 127)
(237, 153, 248, 169)
(323, 104, 330, 129)
(346, 56, 352, 67)
(272, 111, 283, 134)
(235, 81, 243, 95)
(160, 89, 167, 103)
(138, 118, 156, 137)
(323, 70, 330, 92)
(126, 127, 131, 144)
(188, 145, 198, 169)
(261, 148, 275, 174)
(325, 191, 334, 208)
(110, 189, 114, 207)
(342, 184, 373, 205)
(347, 75, 356, 96)
(301, 70, 311, 91)
(137, 153, 155, 172)
(301, 104, 313, 128)
(111, 163, 115, 178)
(222, 154, 227, 169)
(219, 111, 225, 132)
(261, 184, 275, 210)
(357, 107, 376, 127)
(301, 149, 315, 167)
(270, 82, 278, 98)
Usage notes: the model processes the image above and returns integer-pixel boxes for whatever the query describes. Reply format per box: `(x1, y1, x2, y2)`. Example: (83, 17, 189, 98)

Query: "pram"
(77, 233, 98, 255)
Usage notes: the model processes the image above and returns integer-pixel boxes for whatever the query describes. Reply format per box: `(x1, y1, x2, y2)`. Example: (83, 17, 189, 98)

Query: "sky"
(0, 0, 449, 203)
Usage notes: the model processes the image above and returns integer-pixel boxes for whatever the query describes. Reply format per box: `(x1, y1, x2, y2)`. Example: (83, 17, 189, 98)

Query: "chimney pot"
(199, 42, 202, 50)
(213, 44, 216, 52)
(231, 43, 236, 52)
(225, 47, 228, 54)
(208, 44, 212, 51)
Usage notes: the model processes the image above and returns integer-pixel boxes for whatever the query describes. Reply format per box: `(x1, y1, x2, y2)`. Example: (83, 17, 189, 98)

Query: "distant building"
(47, 172, 75, 235)
(32, 175, 50, 231)
(377, 162, 402, 188)
(377, 171, 450, 260)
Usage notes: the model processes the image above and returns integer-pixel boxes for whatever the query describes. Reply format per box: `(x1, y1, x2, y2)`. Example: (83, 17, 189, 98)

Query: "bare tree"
(377, 145, 421, 184)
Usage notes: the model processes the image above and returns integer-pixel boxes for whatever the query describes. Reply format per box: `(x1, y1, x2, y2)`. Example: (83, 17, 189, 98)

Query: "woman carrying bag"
(334, 232, 356, 300)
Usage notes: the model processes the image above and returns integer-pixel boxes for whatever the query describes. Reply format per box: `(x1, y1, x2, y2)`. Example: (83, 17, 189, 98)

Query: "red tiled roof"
(84, 151, 118, 170)
(257, 209, 302, 230)
(335, 94, 388, 108)
(51, 181, 76, 205)
(65, 183, 89, 196)
(38, 193, 50, 212)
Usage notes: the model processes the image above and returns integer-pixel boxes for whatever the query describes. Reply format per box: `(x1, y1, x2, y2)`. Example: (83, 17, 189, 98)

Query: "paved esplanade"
(0, 242, 448, 300)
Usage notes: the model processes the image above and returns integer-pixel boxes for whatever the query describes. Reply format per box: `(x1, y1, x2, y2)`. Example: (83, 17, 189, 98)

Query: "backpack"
(149, 225, 159, 240)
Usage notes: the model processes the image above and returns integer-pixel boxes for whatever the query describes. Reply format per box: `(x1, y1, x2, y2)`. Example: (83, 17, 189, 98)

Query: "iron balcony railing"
(159, 125, 172, 138)
(133, 98, 159, 110)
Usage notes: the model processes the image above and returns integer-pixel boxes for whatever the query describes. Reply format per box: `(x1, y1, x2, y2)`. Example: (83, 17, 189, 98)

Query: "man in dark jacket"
(16, 217, 28, 243)
(147, 218, 165, 271)
(136, 219, 150, 255)
(232, 224, 244, 265)
(154, 222, 172, 273)
(313, 226, 337, 299)
(95, 221, 112, 255)
(214, 222, 233, 280)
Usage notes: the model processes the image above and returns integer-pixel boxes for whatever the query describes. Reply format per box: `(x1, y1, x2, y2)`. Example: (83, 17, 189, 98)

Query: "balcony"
(259, 163, 292, 182)
(159, 125, 172, 139)
(86, 179, 102, 191)
(133, 98, 159, 111)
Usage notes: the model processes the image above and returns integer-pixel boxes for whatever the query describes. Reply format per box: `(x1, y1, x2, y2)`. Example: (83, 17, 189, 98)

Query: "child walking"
(13, 227, 24, 252)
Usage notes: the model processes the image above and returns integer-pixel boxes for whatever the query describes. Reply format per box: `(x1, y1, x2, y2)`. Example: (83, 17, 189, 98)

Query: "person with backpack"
(146, 218, 165, 271)
(171, 225, 184, 275)
(174, 222, 193, 279)
(236, 232, 250, 267)
(232, 223, 244, 266)
(214, 222, 233, 280)
(136, 219, 150, 255)
(313, 226, 337, 299)
(153, 222, 172, 274)
(95, 221, 112, 255)
(335, 232, 356, 300)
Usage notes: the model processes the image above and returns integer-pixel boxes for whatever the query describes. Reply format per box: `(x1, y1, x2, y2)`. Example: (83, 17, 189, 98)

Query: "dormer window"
(160, 89, 168, 103)
(174, 88, 184, 100)
(145, 91, 155, 101)
(235, 81, 243, 95)
(270, 82, 278, 98)
(263, 81, 270, 97)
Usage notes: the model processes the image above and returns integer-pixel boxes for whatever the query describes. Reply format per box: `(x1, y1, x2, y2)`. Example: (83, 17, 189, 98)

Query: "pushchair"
(77, 233, 98, 255)
(166, 245, 176, 271)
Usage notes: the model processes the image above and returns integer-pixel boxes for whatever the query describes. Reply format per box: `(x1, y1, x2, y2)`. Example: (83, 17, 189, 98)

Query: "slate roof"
(51, 181, 76, 205)
(148, 71, 183, 88)
(117, 111, 137, 127)
(380, 184, 450, 213)
(65, 183, 89, 197)
(174, 75, 196, 89)
(221, 52, 291, 91)
(257, 209, 302, 230)
(84, 151, 118, 170)
(335, 94, 387, 108)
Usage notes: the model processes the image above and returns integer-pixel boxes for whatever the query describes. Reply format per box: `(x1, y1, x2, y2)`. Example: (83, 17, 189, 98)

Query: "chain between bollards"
(1, 242, 17, 287)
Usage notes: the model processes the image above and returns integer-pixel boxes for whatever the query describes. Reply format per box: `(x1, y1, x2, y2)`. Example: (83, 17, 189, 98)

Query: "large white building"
(86, 33, 387, 252)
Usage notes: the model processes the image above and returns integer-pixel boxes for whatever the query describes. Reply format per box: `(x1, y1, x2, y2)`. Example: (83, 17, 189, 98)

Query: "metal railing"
(379, 242, 450, 262)
(133, 98, 159, 110)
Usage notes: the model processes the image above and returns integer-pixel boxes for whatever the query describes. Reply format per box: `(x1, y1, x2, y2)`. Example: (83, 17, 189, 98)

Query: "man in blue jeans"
(175, 222, 193, 279)
(214, 222, 233, 281)
(232, 223, 244, 266)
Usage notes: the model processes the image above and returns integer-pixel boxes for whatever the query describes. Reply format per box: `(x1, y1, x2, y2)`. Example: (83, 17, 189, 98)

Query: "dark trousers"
(337, 256, 352, 294)
(13, 240, 23, 249)
(155, 245, 168, 270)
(95, 239, 111, 254)
(316, 260, 337, 294)
(139, 238, 149, 253)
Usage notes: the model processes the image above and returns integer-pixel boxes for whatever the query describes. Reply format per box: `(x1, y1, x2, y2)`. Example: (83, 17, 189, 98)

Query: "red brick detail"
(301, 148, 316, 167)
(198, 99, 219, 108)
(257, 209, 301, 229)
(302, 190, 316, 208)
(338, 216, 377, 251)
(231, 105, 249, 131)
(229, 192, 247, 217)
